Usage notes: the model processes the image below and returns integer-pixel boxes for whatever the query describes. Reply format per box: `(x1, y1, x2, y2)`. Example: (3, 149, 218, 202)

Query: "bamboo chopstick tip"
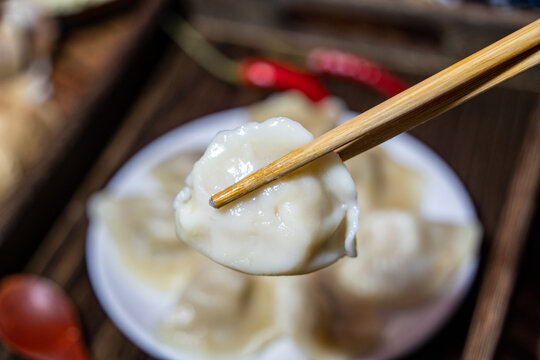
(209, 197, 218, 209)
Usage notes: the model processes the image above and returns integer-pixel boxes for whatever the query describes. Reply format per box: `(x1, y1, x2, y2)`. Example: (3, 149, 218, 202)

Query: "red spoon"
(0, 275, 89, 360)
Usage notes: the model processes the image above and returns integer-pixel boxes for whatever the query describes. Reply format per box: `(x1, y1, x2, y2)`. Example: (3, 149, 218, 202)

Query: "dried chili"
(307, 48, 408, 97)
(239, 58, 329, 102)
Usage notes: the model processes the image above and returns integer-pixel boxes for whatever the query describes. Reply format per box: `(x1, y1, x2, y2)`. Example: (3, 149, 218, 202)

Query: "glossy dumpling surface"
(157, 261, 280, 357)
(345, 148, 424, 212)
(335, 210, 480, 306)
(87, 151, 204, 289)
(248, 91, 344, 137)
(174, 117, 359, 275)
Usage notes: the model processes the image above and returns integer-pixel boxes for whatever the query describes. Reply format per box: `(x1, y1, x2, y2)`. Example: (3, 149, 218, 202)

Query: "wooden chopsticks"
(210, 19, 540, 209)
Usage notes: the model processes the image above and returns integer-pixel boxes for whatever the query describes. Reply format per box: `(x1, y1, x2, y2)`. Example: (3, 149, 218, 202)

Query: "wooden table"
(0, 0, 172, 274)
(1, 40, 539, 360)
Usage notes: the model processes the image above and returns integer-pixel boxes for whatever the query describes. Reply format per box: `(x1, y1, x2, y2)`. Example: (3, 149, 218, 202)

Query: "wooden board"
(0, 0, 173, 271)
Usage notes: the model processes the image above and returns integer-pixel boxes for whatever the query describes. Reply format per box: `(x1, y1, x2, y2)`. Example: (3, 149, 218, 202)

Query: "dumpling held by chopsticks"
(174, 117, 359, 275)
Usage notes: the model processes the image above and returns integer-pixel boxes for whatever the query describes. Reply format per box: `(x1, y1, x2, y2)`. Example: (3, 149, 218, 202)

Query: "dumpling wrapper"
(278, 275, 382, 360)
(174, 117, 359, 275)
(157, 261, 280, 358)
(345, 147, 425, 212)
(88, 149, 206, 288)
(334, 210, 481, 307)
(150, 151, 204, 197)
(1, 0, 56, 79)
(88, 194, 203, 290)
(248, 90, 344, 137)
(0, 70, 59, 202)
(284, 210, 479, 359)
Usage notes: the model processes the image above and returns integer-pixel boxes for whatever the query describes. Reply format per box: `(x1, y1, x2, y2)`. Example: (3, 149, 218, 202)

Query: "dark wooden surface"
(190, 0, 540, 93)
(0, 38, 539, 359)
(463, 98, 540, 359)
(495, 202, 540, 360)
(0, 0, 172, 274)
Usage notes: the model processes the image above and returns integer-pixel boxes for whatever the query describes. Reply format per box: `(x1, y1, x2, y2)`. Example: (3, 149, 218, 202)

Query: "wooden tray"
(0, 0, 173, 272)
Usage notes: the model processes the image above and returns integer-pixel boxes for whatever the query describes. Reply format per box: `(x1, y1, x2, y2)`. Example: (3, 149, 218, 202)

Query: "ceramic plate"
(86, 108, 479, 360)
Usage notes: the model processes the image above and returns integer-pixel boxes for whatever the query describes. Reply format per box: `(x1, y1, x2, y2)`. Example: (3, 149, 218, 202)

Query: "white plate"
(86, 108, 479, 360)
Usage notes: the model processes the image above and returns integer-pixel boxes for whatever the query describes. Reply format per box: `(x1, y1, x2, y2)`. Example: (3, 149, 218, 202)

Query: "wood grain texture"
(463, 103, 540, 360)
(51, 9, 139, 115)
(494, 205, 540, 359)
(0, 0, 172, 273)
(211, 19, 540, 208)
(191, 0, 540, 93)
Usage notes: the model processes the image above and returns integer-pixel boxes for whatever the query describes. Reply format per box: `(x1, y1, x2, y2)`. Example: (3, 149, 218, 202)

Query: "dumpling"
(345, 147, 425, 212)
(174, 117, 359, 275)
(0, 0, 56, 79)
(88, 149, 205, 288)
(88, 194, 201, 290)
(157, 260, 280, 358)
(150, 151, 204, 197)
(333, 210, 481, 307)
(285, 210, 479, 359)
(248, 90, 344, 137)
(0, 71, 59, 202)
(0, 97, 53, 168)
(281, 274, 382, 360)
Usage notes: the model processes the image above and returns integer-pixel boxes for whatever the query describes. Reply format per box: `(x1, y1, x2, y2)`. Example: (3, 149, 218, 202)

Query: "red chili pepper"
(239, 58, 329, 102)
(307, 48, 408, 98)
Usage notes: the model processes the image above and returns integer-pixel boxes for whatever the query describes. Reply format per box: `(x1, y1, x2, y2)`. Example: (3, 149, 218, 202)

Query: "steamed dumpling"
(334, 210, 480, 307)
(174, 117, 359, 275)
(248, 91, 344, 136)
(150, 151, 204, 197)
(285, 210, 479, 359)
(0, 71, 59, 203)
(88, 149, 204, 288)
(0, 0, 56, 79)
(345, 148, 424, 212)
(281, 274, 382, 360)
(157, 261, 280, 357)
(88, 194, 202, 290)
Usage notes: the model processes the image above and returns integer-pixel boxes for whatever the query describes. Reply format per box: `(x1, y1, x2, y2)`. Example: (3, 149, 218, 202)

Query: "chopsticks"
(210, 19, 540, 209)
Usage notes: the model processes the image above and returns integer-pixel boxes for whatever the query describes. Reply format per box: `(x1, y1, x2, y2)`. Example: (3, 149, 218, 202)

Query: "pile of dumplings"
(89, 91, 480, 359)
(0, 0, 60, 203)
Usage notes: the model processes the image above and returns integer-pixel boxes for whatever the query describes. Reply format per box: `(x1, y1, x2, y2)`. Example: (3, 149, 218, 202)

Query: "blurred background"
(0, 0, 539, 359)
